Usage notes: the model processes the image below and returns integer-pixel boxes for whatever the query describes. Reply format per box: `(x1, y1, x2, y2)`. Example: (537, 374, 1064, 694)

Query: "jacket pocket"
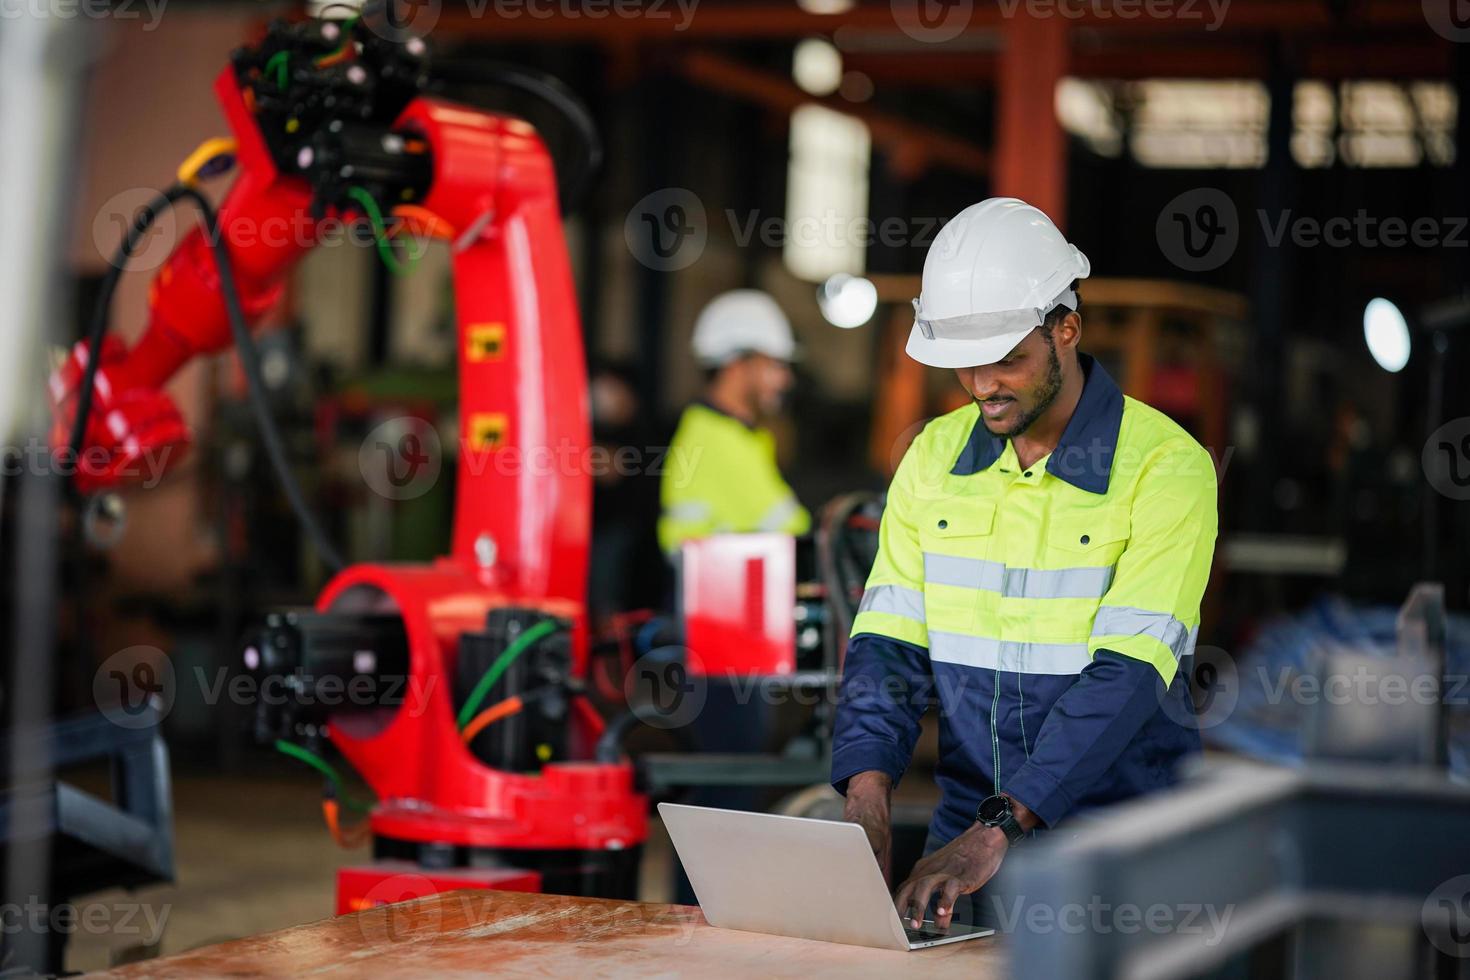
(1047, 508, 1130, 568)
(915, 497, 996, 636)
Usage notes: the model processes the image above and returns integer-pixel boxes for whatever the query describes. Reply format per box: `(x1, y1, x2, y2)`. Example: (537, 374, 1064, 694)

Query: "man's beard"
(979, 331, 1063, 438)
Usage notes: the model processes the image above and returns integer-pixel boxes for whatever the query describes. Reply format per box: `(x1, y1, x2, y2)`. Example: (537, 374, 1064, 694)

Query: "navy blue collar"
(695, 398, 757, 432)
(950, 353, 1124, 494)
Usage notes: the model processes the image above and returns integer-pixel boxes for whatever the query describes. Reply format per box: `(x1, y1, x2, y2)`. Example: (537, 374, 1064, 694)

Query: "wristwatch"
(976, 794, 1027, 846)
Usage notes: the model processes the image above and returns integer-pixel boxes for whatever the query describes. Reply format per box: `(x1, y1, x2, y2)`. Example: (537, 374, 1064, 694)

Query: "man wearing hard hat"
(658, 289, 811, 553)
(832, 199, 1218, 930)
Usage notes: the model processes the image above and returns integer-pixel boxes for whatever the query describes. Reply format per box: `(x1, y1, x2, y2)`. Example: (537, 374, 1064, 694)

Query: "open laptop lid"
(659, 802, 914, 951)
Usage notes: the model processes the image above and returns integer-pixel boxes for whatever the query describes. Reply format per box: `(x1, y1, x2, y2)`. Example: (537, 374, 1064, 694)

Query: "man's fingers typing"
(933, 878, 963, 929)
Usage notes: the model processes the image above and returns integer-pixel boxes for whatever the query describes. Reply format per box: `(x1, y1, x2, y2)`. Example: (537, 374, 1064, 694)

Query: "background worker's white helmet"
(907, 198, 1091, 369)
(691, 290, 797, 368)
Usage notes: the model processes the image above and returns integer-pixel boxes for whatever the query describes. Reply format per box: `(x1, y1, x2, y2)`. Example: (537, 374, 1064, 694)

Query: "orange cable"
(391, 204, 456, 240)
(322, 799, 370, 849)
(460, 696, 525, 745)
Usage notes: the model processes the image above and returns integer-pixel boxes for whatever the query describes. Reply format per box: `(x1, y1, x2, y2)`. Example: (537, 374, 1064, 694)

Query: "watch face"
(978, 795, 1012, 825)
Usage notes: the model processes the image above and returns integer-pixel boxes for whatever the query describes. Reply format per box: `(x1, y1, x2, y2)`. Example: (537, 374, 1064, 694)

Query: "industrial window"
(1056, 78, 1456, 169)
(783, 103, 872, 282)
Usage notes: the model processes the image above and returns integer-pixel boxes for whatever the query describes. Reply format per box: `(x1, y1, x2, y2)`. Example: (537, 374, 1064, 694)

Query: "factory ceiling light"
(792, 37, 842, 97)
(818, 273, 878, 329)
(1363, 297, 1411, 373)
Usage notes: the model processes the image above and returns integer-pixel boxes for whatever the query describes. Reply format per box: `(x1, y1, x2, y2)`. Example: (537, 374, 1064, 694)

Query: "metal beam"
(839, 39, 1449, 86)
(995, 15, 1069, 222)
(433, 0, 1437, 41)
(677, 51, 989, 178)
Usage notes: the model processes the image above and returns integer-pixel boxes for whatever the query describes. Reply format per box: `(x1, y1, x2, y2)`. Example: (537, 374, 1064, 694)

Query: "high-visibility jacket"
(658, 402, 811, 554)
(832, 354, 1218, 842)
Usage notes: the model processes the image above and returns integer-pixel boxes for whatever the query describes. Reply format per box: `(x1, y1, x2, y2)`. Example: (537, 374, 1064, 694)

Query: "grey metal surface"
(0, 706, 176, 891)
(1001, 762, 1470, 980)
(1302, 581, 1448, 766)
(1300, 645, 1443, 765)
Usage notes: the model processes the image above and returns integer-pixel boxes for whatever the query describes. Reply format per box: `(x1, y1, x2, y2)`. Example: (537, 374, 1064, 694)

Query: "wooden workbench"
(96, 889, 1006, 978)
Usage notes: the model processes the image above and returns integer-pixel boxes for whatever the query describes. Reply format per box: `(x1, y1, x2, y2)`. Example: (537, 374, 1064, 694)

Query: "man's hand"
(892, 824, 1008, 931)
(843, 771, 893, 886)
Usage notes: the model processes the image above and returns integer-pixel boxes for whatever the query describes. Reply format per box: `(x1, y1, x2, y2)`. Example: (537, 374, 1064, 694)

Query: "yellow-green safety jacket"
(658, 402, 811, 554)
(832, 354, 1218, 840)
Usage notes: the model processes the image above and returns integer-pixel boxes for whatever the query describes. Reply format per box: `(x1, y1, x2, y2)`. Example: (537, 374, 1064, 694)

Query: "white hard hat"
(691, 290, 797, 367)
(907, 198, 1091, 369)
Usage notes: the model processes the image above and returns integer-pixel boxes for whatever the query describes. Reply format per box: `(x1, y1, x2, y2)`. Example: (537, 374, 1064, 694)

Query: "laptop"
(659, 802, 995, 951)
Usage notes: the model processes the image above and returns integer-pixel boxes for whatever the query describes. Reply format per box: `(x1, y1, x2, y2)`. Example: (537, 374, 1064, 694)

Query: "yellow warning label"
(469, 413, 508, 450)
(467, 324, 506, 362)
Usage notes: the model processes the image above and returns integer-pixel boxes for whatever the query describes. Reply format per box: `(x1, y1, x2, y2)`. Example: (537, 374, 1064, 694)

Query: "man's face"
(744, 353, 795, 417)
(953, 326, 1063, 438)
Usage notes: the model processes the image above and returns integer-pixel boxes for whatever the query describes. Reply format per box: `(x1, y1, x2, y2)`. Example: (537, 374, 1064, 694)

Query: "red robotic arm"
(60, 17, 644, 886)
(50, 68, 320, 493)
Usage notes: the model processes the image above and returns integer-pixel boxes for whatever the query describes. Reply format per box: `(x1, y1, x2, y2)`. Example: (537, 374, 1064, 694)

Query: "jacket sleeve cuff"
(1005, 762, 1075, 829)
(831, 738, 913, 796)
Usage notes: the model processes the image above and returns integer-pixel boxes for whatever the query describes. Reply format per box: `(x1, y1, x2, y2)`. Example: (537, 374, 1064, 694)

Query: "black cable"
(593, 700, 697, 764)
(73, 184, 345, 572)
(67, 186, 195, 496)
(430, 61, 603, 212)
(173, 187, 346, 572)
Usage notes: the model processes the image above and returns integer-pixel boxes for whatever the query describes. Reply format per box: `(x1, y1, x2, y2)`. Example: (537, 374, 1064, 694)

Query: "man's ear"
(1055, 311, 1082, 353)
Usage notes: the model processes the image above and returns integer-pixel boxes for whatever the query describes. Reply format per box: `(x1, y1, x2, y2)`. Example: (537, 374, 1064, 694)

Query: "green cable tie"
(273, 739, 375, 813)
(457, 620, 561, 730)
(265, 51, 289, 90)
(346, 185, 423, 277)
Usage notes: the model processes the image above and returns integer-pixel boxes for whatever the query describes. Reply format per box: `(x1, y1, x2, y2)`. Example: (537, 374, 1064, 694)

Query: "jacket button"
(937, 519, 948, 530)
(1023, 471, 1032, 478)
(1080, 534, 1090, 545)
